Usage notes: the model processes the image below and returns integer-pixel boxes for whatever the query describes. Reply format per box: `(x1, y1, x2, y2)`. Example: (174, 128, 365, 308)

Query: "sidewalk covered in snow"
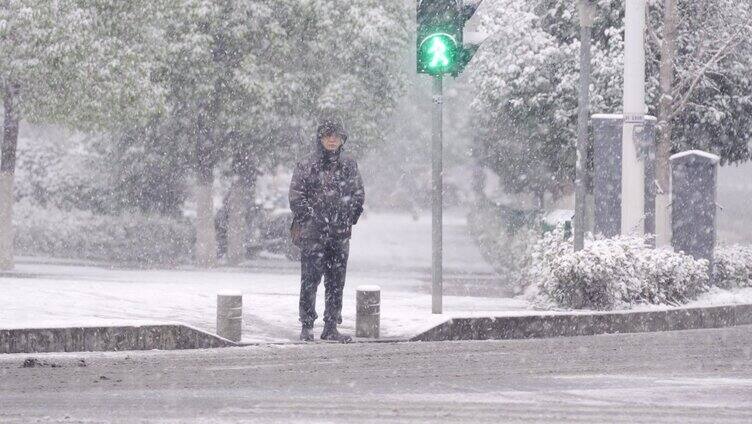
(0, 213, 529, 343)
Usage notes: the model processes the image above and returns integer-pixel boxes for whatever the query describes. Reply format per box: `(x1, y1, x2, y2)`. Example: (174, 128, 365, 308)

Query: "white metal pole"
(621, 0, 647, 236)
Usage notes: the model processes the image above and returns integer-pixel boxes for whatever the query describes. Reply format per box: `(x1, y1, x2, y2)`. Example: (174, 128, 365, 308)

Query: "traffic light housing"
(417, 0, 484, 77)
(417, 0, 460, 75)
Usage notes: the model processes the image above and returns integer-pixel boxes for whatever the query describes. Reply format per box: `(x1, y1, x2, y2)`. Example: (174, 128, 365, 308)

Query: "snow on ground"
(688, 287, 752, 308)
(1, 211, 749, 343)
(0, 263, 527, 343)
(0, 212, 524, 343)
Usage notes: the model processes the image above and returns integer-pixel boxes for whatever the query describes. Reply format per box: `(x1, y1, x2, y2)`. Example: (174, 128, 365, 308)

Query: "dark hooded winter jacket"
(289, 143, 365, 243)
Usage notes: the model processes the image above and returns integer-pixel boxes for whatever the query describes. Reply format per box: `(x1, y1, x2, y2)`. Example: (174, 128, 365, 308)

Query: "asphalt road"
(1, 326, 752, 423)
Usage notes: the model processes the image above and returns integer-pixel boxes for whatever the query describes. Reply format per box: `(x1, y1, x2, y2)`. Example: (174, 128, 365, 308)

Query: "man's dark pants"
(299, 238, 350, 328)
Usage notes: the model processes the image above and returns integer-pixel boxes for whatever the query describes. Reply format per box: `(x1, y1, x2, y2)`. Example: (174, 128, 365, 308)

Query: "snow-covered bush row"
(13, 201, 194, 266)
(714, 245, 752, 289)
(530, 227, 710, 310)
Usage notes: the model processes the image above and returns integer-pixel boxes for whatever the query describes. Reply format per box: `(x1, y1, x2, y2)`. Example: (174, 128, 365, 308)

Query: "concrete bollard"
(356, 286, 380, 339)
(217, 292, 242, 342)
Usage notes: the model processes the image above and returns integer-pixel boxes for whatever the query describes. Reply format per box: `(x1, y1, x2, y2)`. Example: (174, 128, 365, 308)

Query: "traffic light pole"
(432, 75, 443, 315)
(419, 0, 485, 315)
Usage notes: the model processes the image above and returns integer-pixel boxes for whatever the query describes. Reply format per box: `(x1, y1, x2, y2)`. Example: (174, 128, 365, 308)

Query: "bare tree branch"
(668, 26, 745, 121)
(646, 8, 662, 48)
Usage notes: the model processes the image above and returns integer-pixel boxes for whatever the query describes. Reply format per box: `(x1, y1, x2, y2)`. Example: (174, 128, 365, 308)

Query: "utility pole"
(431, 75, 443, 314)
(574, 0, 595, 251)
(621, 0, 647, 236)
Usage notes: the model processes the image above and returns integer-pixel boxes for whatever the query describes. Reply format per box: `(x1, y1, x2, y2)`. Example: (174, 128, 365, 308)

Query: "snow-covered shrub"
(13, 201, 194, 266)
(714, 245, 752, 288)
(638, 247, 711, 305)
(533, 230, 641, 310)
(530, 227, 710, 310)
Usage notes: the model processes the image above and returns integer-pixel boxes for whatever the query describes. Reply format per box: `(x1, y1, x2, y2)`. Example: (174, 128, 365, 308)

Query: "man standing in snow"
(289, 118, 365, 342)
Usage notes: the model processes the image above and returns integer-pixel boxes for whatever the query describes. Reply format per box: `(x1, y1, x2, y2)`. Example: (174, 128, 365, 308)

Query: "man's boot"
(320, 323, 352, 343)
(300, 326, 314, 342)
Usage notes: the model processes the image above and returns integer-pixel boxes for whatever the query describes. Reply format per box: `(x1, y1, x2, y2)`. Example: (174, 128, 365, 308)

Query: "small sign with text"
(624, 113, 645, 124)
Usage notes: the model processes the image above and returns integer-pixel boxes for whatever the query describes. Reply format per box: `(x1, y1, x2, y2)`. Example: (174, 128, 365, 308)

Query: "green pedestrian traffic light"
(418, 32, 459, 75)
(417, 0, 485, 77)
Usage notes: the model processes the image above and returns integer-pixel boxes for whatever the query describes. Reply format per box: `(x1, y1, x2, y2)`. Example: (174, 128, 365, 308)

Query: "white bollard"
(217, 292, 242, 342)
(356, 286, 380, 339)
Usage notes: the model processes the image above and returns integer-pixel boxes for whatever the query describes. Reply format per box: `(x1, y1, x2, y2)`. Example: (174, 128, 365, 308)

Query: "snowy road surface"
(0, 212, 527, 342)
(1, 325, 752, 423)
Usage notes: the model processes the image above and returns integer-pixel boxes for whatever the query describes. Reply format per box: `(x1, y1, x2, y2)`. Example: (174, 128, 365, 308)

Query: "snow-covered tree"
(469, 0, 623, 204)
(470, 0, 751, 204)
(153, 0, 293, 266)
(13, 126, 107, 211)
(92, 118, 192, 217)
(229, 0, 409, 263)
(151, 0, 409, 266)
(285, 0, 410, 154)
(650, 0, 752, 242)
(0, 0, 166, 269)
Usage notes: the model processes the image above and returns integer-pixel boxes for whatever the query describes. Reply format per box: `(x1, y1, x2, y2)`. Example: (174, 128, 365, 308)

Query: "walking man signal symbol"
(428, 37, 449, 68)
(417, 33, 457, 75)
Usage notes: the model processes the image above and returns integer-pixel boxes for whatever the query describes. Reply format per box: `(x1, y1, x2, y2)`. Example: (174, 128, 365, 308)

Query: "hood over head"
(315, 117, 348, 161)
(316, 118, 348, 143)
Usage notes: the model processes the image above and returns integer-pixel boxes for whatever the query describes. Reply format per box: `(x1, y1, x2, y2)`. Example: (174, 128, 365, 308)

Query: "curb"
(236, 337, 409, 347)
(0, 324, 237, 354)
(410, 304, 752, 342)
(8, 303, 747, 353)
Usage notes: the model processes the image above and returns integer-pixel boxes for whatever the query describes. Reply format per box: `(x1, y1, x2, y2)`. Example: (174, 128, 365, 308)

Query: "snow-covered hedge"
(715, 245, 752, 289)
(13, 201, 194, 266)
(530, 227, 710, 310)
